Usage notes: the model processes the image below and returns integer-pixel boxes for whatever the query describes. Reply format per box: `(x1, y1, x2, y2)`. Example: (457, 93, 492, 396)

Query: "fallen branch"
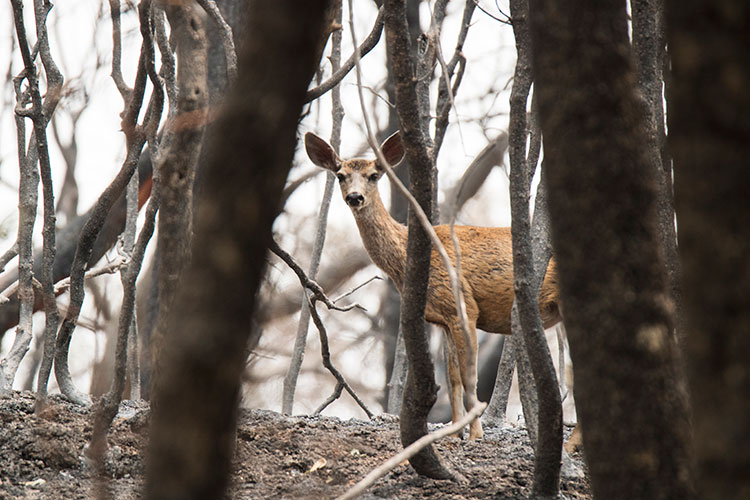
(335, 403, 487, 500)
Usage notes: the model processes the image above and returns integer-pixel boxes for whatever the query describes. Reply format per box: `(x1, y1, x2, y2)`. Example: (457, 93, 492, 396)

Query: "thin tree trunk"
(282, 0, 343, 415)
(384, 0, 456, 481)
(381, 0, 420, 412)
(507, 1, 562, 494)
(151, 0, 209, 396)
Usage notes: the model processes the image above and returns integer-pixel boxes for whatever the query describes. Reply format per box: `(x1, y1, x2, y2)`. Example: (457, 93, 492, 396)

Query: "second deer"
(305, 131, 562, 440)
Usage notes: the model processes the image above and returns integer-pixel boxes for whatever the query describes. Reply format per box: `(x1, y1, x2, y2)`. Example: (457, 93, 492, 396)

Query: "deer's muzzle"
(345, 193, 365, 207)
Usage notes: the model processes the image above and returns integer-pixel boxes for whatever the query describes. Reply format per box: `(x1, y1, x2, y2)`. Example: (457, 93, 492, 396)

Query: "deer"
(304, 130, 562, 441)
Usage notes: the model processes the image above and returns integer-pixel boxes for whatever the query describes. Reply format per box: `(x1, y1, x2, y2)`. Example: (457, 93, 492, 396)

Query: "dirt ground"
(0, 391, 590, 499)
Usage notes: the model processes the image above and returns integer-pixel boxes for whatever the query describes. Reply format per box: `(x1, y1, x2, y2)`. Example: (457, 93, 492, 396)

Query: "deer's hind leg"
(446, 317, 483, 440)
(443, 330, 465, 438)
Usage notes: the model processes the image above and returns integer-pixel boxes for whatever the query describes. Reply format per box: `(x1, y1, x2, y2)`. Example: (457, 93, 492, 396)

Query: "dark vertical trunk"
(384, 0, 455, 480)
(144, 1, 331, 499)
(528, 1, 693, 499)
(380, 0, 420, 410)
(631, 0, 681, 340)
(666, 2, 750, 499)
(507, 0, 562, 495)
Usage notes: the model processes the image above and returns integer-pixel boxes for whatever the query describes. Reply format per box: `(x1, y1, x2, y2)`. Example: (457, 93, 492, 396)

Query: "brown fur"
(305, 131, 561, 440)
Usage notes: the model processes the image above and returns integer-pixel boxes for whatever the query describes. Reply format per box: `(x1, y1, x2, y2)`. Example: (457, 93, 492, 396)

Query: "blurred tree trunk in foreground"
(144, 1, 331, 499)
(529, 1, 693, 499)
(666, 2, 750, 499)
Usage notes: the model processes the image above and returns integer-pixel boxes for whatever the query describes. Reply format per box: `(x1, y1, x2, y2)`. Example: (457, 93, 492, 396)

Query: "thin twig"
(269, 239, 363, 313)
(332, 275, 382, 304)
(53, 258, 129, 296)
(280, 169, 323, 207)
(472, 0, 512, 24)
(335, 403, 487, 500)
(434, 0, 476, 158)
(313, 381, 344, 415)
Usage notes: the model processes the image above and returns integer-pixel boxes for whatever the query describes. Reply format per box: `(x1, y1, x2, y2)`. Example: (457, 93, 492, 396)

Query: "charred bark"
(144, 1, 332, 499)
(666, 2, 750, 498)
(528, 1, 693, 498)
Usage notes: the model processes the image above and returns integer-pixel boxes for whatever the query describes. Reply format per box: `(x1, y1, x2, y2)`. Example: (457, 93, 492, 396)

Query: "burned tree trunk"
(666, 2, 750, 499)
(144, 1, 332, 498)
(528, 0, 694, 498)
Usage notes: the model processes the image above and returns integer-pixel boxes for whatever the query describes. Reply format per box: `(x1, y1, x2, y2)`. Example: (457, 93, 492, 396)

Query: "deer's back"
(425, 225, 559, 334)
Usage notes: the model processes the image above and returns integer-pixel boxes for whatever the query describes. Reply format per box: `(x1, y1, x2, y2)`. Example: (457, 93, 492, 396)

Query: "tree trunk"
(666, 2, 750, 499)
(381, 0, 420, 413)
(144, 1, 332, 499)
(507, 1, 562, 495)
(384, 0, 455, 481)
(528, 1, 694, 499)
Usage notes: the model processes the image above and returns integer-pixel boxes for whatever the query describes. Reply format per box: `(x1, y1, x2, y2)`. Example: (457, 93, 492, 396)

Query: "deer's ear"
(305, 132, 339, 170)
(380, 131, 405, 167)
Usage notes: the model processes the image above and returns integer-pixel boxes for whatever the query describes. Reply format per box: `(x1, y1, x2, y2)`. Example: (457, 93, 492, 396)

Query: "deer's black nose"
(345, 193, 365, 207)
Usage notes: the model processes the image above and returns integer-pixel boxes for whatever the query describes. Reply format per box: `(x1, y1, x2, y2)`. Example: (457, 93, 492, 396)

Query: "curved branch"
(195, 0, 237, 82)
(304, 7, 384, 103)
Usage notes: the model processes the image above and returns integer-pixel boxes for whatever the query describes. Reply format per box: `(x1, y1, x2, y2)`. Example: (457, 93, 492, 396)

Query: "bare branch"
(280, 169, 323, 207)
(195, 0, 237, 82)
(54, 0, 164, 405)
(269, 239, 363, 313)
(472, 0, 511, 25)
(307, 295, 373, 419)
(0, 244, 18, 273)
(433, 0, 476, 158)
(89, 193, 158, 499)
(108, 0, 132, 99)
(3, 0, 63, 396)
(33, 0, 65, 405)
(304, 7, 384, 103)
(52, 258, 129, 295)
(332, 275, 381, 303)
(153, 5, 177, 114)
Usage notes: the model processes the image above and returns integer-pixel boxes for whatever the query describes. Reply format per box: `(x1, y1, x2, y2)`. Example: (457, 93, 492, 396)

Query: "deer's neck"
(351, 193, 407, 289)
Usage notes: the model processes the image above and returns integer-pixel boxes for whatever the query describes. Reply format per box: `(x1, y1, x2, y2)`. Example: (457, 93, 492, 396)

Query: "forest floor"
(0, 391, 591, 499)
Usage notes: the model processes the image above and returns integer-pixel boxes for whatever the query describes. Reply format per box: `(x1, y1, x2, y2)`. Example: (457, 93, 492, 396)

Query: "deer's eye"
(336, 173, 346, 182)
(369, 173, 379, 182)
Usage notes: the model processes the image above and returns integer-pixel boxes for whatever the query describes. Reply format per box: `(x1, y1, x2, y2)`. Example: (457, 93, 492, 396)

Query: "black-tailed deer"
(305, 131, 561, 440)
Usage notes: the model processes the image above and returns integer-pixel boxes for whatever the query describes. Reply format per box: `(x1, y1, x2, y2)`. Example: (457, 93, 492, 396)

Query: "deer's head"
(304, 131, 405, 210)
